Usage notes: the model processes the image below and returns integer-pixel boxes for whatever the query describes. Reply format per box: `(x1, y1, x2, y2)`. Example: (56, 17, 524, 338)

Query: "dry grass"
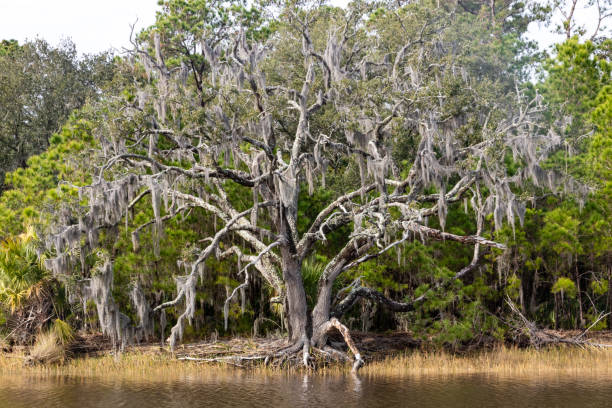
(0, 350, 249, 382)
(0, 334, 9, 351)
(25, 331, 67, 366)
(2, 345, 612, 381)
(361, 346, 612, 378)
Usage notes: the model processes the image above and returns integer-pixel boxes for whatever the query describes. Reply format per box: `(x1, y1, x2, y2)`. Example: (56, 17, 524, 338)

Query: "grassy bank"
(2, 346, 612, 379)
(364, 346, 612, 377)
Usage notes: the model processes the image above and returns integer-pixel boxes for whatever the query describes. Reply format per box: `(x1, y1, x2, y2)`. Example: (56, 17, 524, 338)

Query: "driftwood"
(506, 299, 612, 348)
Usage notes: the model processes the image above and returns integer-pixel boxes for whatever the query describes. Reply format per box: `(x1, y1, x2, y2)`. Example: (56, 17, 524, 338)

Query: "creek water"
(1, 372, 611, 407)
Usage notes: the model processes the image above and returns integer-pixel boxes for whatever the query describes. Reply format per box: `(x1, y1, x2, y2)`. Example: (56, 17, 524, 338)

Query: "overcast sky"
(0, 0, 159, 54)
(0, 0, 602, 55)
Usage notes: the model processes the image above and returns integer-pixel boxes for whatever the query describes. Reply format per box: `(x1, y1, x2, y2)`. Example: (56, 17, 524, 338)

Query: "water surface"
(1, 372, 611, 407)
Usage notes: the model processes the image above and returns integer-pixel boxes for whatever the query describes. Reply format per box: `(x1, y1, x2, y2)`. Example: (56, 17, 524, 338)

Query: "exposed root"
(319, 317, 364, 372)
(320, 345, 350, 362)
(173, 331, 362, 371)
(302, 339, 311, 367)
(272, 339, 304, 357)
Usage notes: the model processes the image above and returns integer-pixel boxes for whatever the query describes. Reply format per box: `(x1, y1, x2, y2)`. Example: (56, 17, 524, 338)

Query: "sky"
(0, 0, 159, 54)
(0, 0, 603, 56)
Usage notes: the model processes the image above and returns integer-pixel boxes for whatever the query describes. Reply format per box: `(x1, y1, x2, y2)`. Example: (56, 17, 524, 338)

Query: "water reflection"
(350, 371, 362, 393)
(1, 372, 612, 408)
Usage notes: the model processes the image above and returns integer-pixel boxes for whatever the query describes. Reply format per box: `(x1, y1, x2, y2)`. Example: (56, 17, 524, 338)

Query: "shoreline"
(3, 343, 612, 379)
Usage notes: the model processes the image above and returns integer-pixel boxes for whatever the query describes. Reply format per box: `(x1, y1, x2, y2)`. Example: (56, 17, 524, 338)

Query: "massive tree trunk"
(310, 241, 367, 346)
(311, 279, 334, 346)
(281, 247, 309, 343)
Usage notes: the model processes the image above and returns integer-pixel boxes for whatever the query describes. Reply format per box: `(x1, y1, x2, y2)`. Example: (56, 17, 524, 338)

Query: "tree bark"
(311, 282, 333, 346)
(281, 247, 309, 343)
(311, 261, 345, 346)
(310, 239, 371, 346)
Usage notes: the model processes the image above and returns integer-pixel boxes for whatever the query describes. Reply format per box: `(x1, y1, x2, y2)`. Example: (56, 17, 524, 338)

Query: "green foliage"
(0, 38, 115, 189)
(0, 227, 47, 313)
(51, 318, 74, 346)
(587, 84, 612, 256)
(485, 32, 612, 332)
(551, 277, 577, 299)
(540, 208, 582, 258)
(591, 279, 608, 296)
(541, 38, 610, 134)
(301, 259, 324, 309)
(0, 114, 97, 239)
(506, 274, 521, 301)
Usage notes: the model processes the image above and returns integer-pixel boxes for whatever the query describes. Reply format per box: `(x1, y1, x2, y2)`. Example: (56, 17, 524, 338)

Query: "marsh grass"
(3, 346, 612, 381)
(362, 346, 612, 378)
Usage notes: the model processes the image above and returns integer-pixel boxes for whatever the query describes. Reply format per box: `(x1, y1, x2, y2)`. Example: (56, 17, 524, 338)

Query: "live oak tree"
(42, 0, 581, 367)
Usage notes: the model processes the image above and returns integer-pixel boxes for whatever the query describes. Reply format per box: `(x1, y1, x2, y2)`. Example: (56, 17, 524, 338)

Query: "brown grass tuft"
(25, 331, 67, 366)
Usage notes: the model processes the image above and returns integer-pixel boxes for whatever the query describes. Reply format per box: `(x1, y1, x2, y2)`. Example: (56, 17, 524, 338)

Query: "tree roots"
(177, 342, 356, 370)
(176, 319, 365, 372)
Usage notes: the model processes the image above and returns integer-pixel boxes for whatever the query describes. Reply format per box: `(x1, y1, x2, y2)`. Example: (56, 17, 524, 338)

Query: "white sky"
(0, 0, 603, 55)
(0, 0, 158, 54)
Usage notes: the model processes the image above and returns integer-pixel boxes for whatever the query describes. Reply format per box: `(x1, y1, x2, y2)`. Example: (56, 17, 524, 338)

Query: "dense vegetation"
(0, 39, 114, 191)
(0, 0, 609, 363)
